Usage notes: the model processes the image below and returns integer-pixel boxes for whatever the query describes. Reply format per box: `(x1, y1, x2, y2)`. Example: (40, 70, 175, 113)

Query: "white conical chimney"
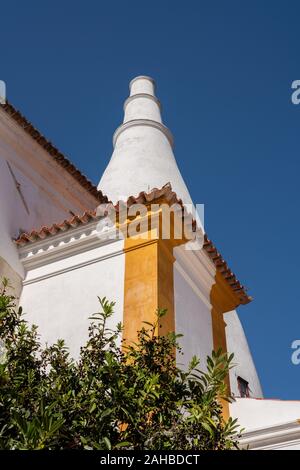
(98, 76, 193, 206)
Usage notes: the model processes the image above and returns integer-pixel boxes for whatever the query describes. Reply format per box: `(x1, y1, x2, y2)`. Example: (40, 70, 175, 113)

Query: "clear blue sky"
(1, 0, 299, 399)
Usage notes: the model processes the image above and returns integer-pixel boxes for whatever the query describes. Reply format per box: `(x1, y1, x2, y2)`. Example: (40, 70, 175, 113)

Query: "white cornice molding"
(174, 246, 216, 308)
(175, 245, 216, 284)
(18, 219, 122, 271)
(22, 243, 124, 286)
(239, 420, 300, 450)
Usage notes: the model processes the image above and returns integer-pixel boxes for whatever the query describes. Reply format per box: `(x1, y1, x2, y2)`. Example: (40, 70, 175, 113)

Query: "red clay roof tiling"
(16, 210, 98, 245)
(203, 235, 251, 304)
(0, 101, 108, 203)
(15, 183, 251, 305)
(15, 183, 179, 246)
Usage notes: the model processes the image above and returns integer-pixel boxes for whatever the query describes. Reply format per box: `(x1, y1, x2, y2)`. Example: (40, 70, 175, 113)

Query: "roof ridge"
(0, 101, 108, 203)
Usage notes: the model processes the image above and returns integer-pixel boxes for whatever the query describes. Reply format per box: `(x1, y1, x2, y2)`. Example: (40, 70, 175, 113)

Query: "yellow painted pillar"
(122, 233, 176, 346)
(210, 271, 241, 420)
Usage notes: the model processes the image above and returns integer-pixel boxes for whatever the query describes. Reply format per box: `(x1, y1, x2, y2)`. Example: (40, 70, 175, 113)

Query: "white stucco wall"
(231, 398, 300, 449)
(0, 157, 26, 277)
(19, 238, 125, 359)
(231, 398, 300, 430)
(0, 106, 99, 283)
(225, 310, 263, 398)
(173, 246, 215, 370)
(99, 125, 193, 206)
(0, 156, 67, 276)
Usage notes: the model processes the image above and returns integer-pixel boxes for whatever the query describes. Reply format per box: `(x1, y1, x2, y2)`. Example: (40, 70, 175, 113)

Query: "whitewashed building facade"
(0, 76, 299, 449)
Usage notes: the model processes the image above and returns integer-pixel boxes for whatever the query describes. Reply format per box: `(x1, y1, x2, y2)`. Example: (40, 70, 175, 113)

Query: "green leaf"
(102, 437, 112, 450)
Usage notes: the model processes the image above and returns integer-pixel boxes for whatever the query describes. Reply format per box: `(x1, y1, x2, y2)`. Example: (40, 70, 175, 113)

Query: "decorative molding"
(124, 93, 161, 111)
(19, 220, 123, 270)
(173, 246, 216, 309)
(22, 244, 124, 286)
(174, 261, 211, 309)
(113, 119, 174, 148)
(240, 420, 300, 450)
(129, 75, 155, 89)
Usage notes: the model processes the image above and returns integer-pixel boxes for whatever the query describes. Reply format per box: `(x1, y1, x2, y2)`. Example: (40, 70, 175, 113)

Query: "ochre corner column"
(211, 307, 228, 357)
(123, 236, 159, 345)
(210, 271, 241, 420)
(122, 232, 176, 347)
(157, 239, 175, 336)
(210, 272, 240, 357)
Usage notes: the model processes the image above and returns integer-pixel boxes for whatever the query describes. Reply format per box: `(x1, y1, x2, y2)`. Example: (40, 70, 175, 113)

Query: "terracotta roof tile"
(0, 101, 108, 203)
(203, 235, 251, 304)
(16, 210, 99, 245)
(15, 183, 251, 305)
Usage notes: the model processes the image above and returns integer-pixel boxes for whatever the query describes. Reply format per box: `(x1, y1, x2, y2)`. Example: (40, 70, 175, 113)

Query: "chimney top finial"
(98, 75, 193, 207)
(129, 75, 156, 97)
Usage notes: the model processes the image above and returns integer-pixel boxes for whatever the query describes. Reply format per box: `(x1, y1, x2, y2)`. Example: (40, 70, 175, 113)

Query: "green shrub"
(0, 278, 240, 450)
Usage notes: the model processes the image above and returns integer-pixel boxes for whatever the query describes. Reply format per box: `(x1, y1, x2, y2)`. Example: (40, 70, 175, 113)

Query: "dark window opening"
(237, 376, 250, 398)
